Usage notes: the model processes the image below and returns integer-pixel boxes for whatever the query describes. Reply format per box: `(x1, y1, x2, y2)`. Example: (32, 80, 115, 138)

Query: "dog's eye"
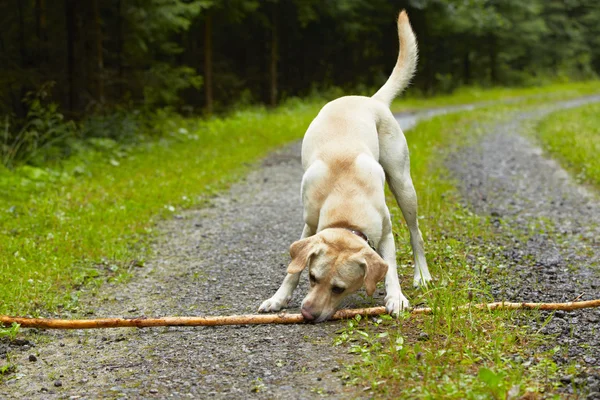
(331, 285, 345, 295)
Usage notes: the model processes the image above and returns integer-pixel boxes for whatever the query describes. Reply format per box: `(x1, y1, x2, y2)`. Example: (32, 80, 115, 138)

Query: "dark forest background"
(1, 0, 599, 165)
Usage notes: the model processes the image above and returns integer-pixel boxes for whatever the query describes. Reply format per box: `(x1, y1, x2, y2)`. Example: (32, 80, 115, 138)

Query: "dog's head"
(287, 228, 388, 322)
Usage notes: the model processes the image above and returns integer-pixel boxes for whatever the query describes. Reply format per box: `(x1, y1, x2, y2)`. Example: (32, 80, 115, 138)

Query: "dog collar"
(344, 228, 377, 252)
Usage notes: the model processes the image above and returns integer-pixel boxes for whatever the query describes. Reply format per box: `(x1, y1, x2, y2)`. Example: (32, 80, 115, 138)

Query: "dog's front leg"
(258, 272, 301, 312)
(258, 225, 313, 312)
(378, 230, 410, 315)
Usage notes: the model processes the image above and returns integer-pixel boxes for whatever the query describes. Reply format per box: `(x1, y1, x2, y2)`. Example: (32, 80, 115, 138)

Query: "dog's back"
(302, 11, 418, 170)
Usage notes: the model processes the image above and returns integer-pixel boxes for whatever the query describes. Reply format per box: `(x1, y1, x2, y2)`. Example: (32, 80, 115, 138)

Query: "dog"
(258, 11, 431, 322)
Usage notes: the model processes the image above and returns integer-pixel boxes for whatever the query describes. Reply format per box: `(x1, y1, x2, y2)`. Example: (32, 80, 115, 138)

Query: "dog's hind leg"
(258, 224, 313, 312)
(378, 124, 431, 288)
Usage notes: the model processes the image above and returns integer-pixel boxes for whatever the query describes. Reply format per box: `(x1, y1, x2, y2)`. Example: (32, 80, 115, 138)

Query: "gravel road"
(446, 95, 600, 397)
(2, 96, 600, 399)
(1, 141, 373, 399)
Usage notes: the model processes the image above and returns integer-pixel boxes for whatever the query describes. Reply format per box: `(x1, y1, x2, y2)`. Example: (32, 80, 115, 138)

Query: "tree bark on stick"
(2, 299, 599, 330)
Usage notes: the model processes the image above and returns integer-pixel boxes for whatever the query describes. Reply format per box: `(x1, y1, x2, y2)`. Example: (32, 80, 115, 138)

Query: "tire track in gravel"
(446, 95, 600, 397)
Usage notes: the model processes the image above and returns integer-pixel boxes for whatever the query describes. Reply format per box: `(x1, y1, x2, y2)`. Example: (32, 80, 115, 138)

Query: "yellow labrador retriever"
(259, 11, 431, 322)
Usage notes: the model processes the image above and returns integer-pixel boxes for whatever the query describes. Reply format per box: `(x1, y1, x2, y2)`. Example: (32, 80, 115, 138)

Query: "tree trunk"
(65, 0, 76, 111)
(35, 0, 47, 61)
(116, 0, 123, 98)
(204, 13, 213, 114)
(488, 35, 498, 84)
(16, 0, 26, 66)
(463, 51, 470, 85)
(269, 3, 279, 107)
(92, 0, 104, 104)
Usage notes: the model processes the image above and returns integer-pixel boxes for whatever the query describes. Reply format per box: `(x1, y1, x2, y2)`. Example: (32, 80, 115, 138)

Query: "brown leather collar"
(345, 228, 369, 243)
(329, 227, 377, 251)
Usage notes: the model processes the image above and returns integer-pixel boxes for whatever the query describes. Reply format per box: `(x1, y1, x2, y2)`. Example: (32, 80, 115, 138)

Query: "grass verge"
(334, 102, 588, 398)
(536, 102, 600, 188)
(0, 103, 321, 316)
(393, 80, 600, 112)
(0, 81, 599, 319)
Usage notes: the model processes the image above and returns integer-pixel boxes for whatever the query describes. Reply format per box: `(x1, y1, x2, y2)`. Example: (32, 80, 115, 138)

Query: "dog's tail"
(372, 11, 418, 107)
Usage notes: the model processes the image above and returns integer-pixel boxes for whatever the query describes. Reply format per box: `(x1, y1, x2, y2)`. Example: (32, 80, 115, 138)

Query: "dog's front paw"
(258, 296, 289, 313)
(384, 292, 410, 316)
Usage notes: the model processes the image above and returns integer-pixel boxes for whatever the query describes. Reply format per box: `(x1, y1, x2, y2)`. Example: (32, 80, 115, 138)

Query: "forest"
(3, 2, 600, 397)
(1, 0, 600, 166)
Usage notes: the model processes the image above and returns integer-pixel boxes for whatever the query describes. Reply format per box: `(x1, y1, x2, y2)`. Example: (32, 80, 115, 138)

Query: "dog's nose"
(301, 308, 316, 321)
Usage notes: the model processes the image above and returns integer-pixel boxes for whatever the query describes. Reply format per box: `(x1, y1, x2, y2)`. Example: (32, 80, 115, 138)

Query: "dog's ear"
(287, 236, 320, 274)
(362, 249, 389, 296)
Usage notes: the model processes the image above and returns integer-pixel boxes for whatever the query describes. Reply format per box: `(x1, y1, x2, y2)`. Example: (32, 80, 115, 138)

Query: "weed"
(0, 323, 19, 340)
(333, 96, 599, 397)
(0, 358, 16, 377)
(1, 83, 78, 167)
(250, 377, 266, 393)
(536, 102, 600, 188)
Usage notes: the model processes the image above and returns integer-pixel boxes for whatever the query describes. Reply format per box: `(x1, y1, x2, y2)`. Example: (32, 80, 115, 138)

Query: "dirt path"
(2, 96, 600, 399)
(446, 96, 600, 396)
(1, 140, 374, 399)
(3, 102, 478, 400)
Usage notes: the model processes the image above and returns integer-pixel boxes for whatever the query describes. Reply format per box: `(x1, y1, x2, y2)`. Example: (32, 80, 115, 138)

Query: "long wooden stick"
(1, 299, 599, 330)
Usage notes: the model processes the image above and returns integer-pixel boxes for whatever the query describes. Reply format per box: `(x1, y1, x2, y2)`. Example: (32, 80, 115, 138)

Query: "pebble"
(560, 375, 572, 384)
(28, 354, 37, 362)
(54, 380, 62, 387)
(586, 314, 599, 323)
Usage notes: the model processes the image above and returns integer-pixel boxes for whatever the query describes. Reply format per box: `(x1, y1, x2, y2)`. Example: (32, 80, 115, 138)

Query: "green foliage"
(123, 0, 208, 107)
(1, 83, 77, 167)
(2, 0, 599, 120)
(0, 86, 197, 169)
(141, 64, 203, 107)
(0, 323, 20, 341)
(0, 100, 321, 316)
(536, 102, 600, 187)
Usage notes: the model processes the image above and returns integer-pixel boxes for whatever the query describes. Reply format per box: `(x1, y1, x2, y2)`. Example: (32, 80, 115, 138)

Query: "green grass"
(0, 103, 322, 316)
(536, 102, 600, 187)
(334, 103, 580, 398)
(1, 81, 599, 319)
(393, 80, 600, 112)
